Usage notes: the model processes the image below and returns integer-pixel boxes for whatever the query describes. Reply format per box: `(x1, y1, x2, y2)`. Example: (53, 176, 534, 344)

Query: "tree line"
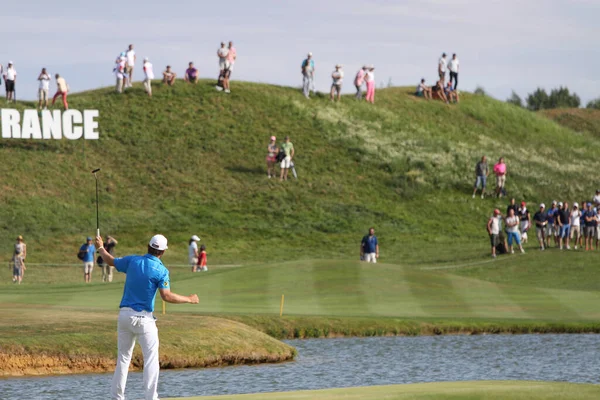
(506, 87, 600, 110)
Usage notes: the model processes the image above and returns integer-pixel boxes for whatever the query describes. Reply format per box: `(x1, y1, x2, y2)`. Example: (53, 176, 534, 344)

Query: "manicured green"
(1, 81, 598, 267)
(169, 381, 600, 400)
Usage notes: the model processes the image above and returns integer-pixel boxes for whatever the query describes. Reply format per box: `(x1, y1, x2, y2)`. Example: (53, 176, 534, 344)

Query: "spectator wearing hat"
(472, 156, 489, 199)
(301, 52, 315, 99)
(266, 136, 278, 179)
(365, 65, 375, 104)
(78, 237, 96, 283)
(143, 57, 154, 97)
(584, 203, 597, 251)
(3, 61, 17, 102)
(493, 157, 506, 198)
(556, 202, 571, 250)
(184, 62, 199, 84)
(570, 202, 582, 250)
(188, 235, 200, 272)
(533, 203, 548, 250)
(438, 53, 447, 85)
(330, 64, 344, 102)
(354, 66, 367, 100)
(593, 190, 600, 207)
(487, 209, 502, 258)
(505, 208, 525, 254)
(545, 201, 559, 248)
(416, 78, 433, 100)
(114, 55, 126, 93)
(52, 74, 69, 110)
(37, 68, 51, 110)
(518, 202, 531, 243)
(448, 53, 459, 90)
(12, 235, 27, 284)
(162, 66, 176, 86)
(279, 136, 295, 181)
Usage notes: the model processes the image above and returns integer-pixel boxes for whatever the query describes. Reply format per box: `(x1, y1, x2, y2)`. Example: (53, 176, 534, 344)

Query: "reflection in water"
(2, 334, 599, 400)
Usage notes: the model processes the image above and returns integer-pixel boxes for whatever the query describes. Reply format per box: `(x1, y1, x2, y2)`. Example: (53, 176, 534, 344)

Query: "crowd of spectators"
(415, 53, 460, 103)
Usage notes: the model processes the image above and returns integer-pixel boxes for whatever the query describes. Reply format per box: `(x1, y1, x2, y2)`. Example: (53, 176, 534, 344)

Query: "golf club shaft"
(95, 175, 99, 237)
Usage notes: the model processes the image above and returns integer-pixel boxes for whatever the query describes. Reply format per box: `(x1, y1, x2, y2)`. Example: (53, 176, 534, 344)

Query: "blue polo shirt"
(361, 235, 378, 254)
(114, 254, 170, 312)
(79, 243, 96, 262)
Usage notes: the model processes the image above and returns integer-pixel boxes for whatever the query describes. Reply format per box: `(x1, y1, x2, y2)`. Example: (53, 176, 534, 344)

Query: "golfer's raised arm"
(95, 235, 115, 266)
(159, 288, 199, 304)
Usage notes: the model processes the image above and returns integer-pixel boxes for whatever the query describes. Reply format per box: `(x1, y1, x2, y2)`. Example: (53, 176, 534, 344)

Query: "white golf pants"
(364, 253, 377, 263)
(111, 308, 160, 400)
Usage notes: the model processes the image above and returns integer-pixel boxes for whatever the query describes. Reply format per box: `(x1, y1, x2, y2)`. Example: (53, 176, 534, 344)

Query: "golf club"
(92, 168, 101, 237)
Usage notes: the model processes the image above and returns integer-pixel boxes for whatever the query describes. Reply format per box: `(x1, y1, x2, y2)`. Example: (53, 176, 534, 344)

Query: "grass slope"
(1, 82, 599, 265)
(169, 381, 600, 400)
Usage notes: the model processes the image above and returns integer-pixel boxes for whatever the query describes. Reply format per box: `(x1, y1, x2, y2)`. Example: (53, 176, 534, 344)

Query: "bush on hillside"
(526, 87, 581, 111)
(587, 98, 600, 109)
(474, 86, 487, 96)
(506, 91, 523, 107)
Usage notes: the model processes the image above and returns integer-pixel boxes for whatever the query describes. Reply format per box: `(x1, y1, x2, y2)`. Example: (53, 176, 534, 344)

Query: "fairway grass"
(168, 381, 600, 400)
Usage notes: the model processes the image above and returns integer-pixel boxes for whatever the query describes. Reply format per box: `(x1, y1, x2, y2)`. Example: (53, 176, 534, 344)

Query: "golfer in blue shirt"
(96, 234, 199, 400)
(360, 227, 380, 263)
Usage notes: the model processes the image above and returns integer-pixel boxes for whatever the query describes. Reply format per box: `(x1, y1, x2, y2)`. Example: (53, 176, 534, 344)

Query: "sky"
(0, 0, 598, 104)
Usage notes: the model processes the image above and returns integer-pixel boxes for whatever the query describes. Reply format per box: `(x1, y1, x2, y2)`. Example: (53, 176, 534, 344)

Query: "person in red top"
(197, 245, 208, 272)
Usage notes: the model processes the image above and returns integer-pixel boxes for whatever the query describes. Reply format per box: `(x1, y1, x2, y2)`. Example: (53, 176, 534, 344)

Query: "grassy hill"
(1, 81, 598, 266)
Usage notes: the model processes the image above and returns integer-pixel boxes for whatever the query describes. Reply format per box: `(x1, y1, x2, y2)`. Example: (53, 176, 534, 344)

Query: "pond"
(3, 334, 599, 399)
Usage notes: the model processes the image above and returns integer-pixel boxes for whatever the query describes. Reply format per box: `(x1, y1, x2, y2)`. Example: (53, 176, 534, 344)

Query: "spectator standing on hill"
(416, 79, 432, 100)
(361, 228, 379, 263)
(125, 44, 136, 87)
(301, 52, 315, 99)
(545, 201, 558, 248)
(505, 209, 525, 254)
(556, 202, 570, 250)
(584, 203, 597, 251)
(114, 56, 126, 93)
(354, 66, 367, 100)
(487, 209, 502, 258)
(184, 62, 199, 84)
(197, 244, 208, 271)
(37, 68, 51, 110)
(570, 202, 581, 250)
(189, 235, 200, 272)
(4, 61, 17, 103)
(162, 66, 176, 86)
(330, 64, 343, 102)
(533, 203, 548, 250)
(448, 53, 459, 90)
(593, 190, 600, 207)
(98, 236, 118, 282)
(493, 157, 506, 198)
(216, 42, 229, 91)
(438, 53, 447, 85)
(95, 234, 199, 400)
(52, 74, 69, 109)
(266, 136, 278, 179)
(472, 156, 489, 199)
(227, 41, 237, 76)
(78, 237, 96, 283)
(142, 57, 154, 97)
(12, 236, 27, 284)
(279, 136, 295, 181)
(365, 65, 375, 104)
(518, 202, 531, 243)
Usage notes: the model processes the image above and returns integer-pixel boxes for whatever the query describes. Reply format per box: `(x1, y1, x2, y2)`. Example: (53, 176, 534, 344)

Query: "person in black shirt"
(98, 235, 118, 282)
(506, 198, 518, 217)
(517, 202, 531, 243)
(556, 202, 571, 250)
(533, 203, 548, 250)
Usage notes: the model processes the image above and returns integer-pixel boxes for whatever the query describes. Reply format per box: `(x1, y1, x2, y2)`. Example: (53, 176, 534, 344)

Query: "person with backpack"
(78, 237, 96, 283)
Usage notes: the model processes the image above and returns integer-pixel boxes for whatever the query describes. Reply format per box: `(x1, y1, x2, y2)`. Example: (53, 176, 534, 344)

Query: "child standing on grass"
(197, 244, 208, 272)
(12, 235, 26, 284)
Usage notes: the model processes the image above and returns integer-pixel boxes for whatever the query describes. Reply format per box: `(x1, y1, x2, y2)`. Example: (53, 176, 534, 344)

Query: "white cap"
(307, 52, 313, 56)
(335, 64, 342, 68)
(574, 202, 579, 208)
(552, 200, 557, 205)
(191, 235, 200, 241)
(8, 61, 13, 64)
(144, 57, 149, 62)
(540, 203, 545, 208)
(149, 234, 168, 251)
(558, 201, 563, 206)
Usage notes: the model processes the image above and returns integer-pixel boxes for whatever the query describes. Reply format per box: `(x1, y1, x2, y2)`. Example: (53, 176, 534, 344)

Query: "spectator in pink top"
(354, 65, 367, 100)
(227, 41, 237, 77)
(493, 157, 507, 198)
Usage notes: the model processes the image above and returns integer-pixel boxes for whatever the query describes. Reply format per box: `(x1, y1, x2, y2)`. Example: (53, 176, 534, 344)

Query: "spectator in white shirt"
(438, 53, 447, 85)
(142, 57, 154, 97)
(448, 53, 459, 90)
(330, 64, 344, 102)
(593, 190, 600, 207)
(37, 68, 51, 110)
(216, 42, 229, 91)
(125, 44, 136, 87)
(365, 65, 375, 104)
(114, 56, 126, 93)
(4, 61, 17, 102)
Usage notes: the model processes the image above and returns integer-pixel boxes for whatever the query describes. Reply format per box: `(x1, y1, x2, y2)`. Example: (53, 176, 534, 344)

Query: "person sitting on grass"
(162, 65, 176, 86)
(184, 62, 198, 84)
(415, 78, 432, 100)
(431, 80, 448, 103)
(445, 82, 459, 103)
